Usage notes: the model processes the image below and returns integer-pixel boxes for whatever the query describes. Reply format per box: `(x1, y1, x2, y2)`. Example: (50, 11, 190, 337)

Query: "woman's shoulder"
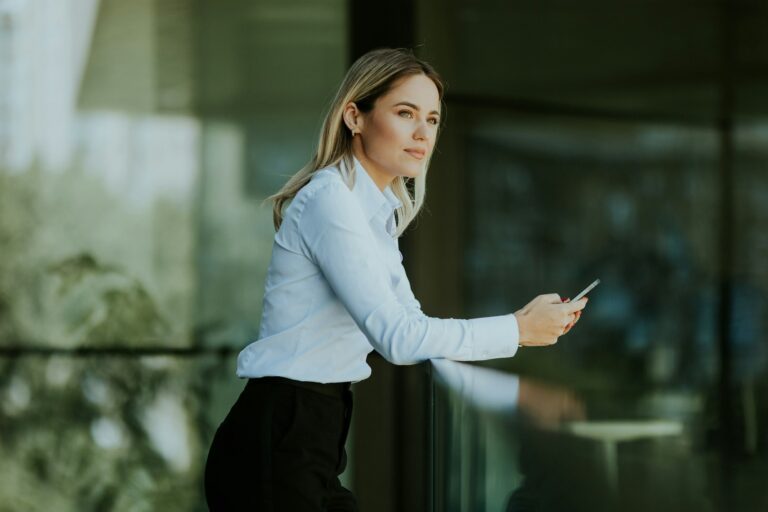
(279, 165, 355, 230)
(305, 165, 347, 192)
(276, 164, 360, 256)
(294, 165, 355, 212)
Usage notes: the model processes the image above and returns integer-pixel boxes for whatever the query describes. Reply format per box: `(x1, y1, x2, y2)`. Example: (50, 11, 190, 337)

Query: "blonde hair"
(267, 48, 445, 237)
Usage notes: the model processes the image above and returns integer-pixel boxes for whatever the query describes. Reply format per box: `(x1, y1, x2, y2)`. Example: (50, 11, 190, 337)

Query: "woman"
(204, 48, 587, 511)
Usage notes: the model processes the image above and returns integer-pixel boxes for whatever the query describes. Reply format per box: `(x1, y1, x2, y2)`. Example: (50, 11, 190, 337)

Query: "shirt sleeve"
(297, 181, 519, 365)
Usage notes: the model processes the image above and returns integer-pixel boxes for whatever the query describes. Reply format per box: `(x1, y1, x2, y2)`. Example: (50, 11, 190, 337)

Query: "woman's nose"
(413, 122, 429, 141)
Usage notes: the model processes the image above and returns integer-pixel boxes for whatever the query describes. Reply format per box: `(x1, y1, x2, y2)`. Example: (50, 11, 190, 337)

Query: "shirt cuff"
(469, 313, 520, 360)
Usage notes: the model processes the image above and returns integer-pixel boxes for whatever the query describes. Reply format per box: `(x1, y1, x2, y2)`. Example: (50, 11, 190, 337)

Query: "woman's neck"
(350, 145, 393, 192)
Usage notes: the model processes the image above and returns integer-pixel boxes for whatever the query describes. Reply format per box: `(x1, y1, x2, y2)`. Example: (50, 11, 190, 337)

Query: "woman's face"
(345, 73, 441, 189)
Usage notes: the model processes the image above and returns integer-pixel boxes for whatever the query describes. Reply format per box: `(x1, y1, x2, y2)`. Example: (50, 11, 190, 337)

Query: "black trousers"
(205, 377, 357, 511)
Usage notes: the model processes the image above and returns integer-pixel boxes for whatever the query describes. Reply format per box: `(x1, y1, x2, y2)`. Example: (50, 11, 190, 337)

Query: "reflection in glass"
(432, 361, 717, 512)
(464, 115, 720, 388)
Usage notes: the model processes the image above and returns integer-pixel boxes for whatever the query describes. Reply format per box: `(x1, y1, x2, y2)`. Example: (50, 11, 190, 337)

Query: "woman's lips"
(405, 149, 425, 160)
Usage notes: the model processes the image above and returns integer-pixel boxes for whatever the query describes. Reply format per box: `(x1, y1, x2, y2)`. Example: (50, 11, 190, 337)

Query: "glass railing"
(428, 358, 767, 512)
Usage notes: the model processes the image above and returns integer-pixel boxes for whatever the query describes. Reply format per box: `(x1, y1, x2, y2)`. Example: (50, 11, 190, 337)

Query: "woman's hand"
(513, 294, 588, 347)
(560, 297, 582, 335)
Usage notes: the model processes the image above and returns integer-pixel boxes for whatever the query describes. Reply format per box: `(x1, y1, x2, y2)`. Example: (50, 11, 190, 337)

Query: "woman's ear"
(343, 102, 362, 134)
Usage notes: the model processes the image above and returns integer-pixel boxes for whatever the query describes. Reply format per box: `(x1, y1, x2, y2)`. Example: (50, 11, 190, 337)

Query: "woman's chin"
(399, 163, 424, 179)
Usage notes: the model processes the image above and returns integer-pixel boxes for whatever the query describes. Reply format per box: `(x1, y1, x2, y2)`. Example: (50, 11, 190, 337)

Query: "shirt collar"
(341, 155, 402, 222)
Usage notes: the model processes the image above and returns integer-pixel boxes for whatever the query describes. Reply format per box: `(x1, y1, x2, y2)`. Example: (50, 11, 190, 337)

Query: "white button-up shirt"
(236, 156, 519, 383)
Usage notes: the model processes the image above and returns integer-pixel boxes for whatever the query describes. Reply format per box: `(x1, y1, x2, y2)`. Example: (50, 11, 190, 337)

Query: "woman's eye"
(399, 110, 439, 125)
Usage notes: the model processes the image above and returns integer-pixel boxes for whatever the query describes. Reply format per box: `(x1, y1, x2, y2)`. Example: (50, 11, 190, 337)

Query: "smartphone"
(571, 279, 600, 302)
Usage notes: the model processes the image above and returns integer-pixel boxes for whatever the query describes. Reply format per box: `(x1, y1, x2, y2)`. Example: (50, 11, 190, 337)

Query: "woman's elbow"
(379, 349, 423, 366)
(363, 310, 430, 365)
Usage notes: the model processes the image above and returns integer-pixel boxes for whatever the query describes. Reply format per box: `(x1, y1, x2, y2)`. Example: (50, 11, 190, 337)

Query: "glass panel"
(463, 110, 720, 387)
(431, 360, 724, 512)
(0, 0, 347, 349)
(0, 354, 239, 511)
(420, 1, 768, 506)
(426, 68, 768, 512)
(733, 123, 768, 380)
(1, 0, 351, 509)
(432, 113, 768, 512)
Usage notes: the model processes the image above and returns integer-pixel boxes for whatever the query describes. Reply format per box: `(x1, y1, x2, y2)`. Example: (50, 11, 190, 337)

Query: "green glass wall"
(0, 0, 347, 509)
(417, 0, 768, 510)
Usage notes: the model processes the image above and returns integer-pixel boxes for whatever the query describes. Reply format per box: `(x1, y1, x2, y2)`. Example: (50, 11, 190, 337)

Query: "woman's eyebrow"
(393, 101, 440, 116)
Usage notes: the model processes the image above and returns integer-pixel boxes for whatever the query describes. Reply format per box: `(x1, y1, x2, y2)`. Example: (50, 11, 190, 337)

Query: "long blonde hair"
(268, 48, 445, 237)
